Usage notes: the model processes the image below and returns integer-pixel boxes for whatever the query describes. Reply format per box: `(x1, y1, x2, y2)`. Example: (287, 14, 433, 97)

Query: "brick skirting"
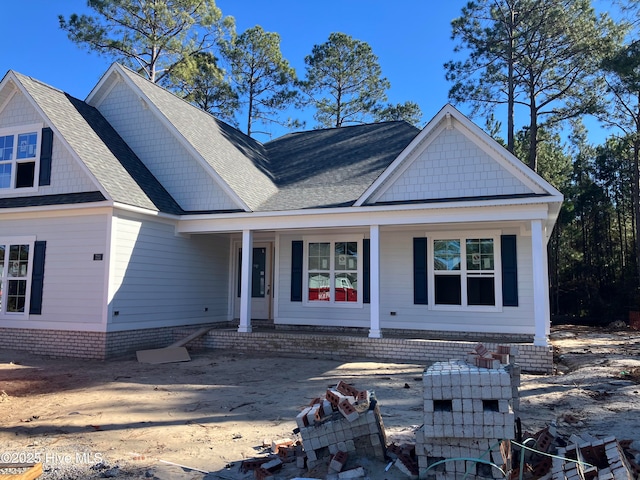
(0, 325, 553, 372)
(178, 328, 553, 374)
(0, 325, 196, 360)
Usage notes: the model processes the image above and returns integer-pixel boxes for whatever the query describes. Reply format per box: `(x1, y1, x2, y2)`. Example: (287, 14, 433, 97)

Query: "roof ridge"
(114, 63, 264, 148)
(264, 120, 414, 144)
(11, 70, 68, 95)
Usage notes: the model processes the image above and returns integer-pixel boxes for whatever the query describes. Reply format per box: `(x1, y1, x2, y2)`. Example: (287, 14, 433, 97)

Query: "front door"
(235, 243, 272, 320)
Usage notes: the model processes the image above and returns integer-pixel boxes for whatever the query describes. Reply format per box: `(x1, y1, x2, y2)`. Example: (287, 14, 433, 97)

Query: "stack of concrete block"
(416, 359, 518, 480)
(296, 382, 386, 469)
(551, 436, 635, 480)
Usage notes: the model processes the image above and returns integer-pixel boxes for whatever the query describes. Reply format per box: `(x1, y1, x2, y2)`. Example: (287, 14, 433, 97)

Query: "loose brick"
(329, 451, 348, 472)
(338, 398, 359, 422)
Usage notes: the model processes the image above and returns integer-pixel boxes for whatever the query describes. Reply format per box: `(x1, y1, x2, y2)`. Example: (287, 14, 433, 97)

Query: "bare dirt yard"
(1, 324, 640, 479)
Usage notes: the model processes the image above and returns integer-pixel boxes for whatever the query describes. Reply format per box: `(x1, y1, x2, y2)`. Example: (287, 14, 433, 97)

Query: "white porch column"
(368, 225, 382, 338)
(531, 219, 550, 346)
(238, 229, 253, 333)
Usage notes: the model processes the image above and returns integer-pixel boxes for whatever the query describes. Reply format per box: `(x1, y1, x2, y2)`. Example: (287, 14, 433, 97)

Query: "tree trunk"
(632, 138, 640, 304)
(507, 6, 516, 153)
(528, 107, 538, 171)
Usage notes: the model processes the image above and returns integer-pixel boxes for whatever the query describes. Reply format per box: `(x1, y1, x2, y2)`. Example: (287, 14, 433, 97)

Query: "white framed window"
(0, 124, 42, 191)
(429, 232, 502, 311)
(304, 237, 362, 307)
(0, 237, 35, 315)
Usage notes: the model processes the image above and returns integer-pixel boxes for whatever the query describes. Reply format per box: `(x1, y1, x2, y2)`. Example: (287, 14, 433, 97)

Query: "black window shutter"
(291, 240, 303, 302)
(29, 241, 46, 315)
(413, 237, 428, 304)
(363, 239, 370, 304)
(39, 127, 53, 186)
(501, 235, 519, 306)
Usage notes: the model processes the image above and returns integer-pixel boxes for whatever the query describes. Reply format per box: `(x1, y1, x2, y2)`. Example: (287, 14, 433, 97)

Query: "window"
(431, 235, 500, 309)
(0, 125, 41, 191)
(0, 238, 34, 315)
(305, 239, 360, 305)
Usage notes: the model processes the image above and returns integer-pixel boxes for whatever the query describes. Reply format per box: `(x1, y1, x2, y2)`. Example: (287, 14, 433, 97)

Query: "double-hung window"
(305, 239, 360, 305)
(0, 238, 35, 315)
(431, 234, 501, 309)
(0, 124, 41, 191)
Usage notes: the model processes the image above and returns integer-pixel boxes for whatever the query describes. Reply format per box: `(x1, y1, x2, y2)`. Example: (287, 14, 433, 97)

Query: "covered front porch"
(226, 218, 552, 346)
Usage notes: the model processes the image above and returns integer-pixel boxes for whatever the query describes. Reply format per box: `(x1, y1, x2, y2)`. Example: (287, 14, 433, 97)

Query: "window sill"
(303, 301, 364, 309)
(430, 304, 503, 313)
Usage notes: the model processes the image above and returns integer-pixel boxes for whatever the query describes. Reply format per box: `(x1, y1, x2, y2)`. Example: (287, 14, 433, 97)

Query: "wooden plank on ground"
(136, 347, 191, 364)
(0, 463, 43, 480)
(167, 326, 213, 348)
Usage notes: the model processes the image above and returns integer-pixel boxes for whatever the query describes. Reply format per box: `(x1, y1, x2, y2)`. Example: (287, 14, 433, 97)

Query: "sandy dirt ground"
(1, 324, 639, 479)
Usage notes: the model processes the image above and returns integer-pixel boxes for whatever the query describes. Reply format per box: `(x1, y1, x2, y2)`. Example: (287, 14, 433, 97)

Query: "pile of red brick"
(467, 343, 513, 370)
(296, 381, 387, 471)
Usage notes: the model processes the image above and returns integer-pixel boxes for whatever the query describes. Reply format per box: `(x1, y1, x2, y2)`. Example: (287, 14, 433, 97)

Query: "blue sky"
(0, 0, 615, 143)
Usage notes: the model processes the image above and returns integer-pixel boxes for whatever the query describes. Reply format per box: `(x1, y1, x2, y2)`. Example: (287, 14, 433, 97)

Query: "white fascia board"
(0, 204, 114, 220)
(89, 64, 251, 212)
(85, 63, 121, 107)
(6, 72, 111, 200)
(176, 199, 553, 234)
(0, 77, 18, 113)
(112, 201, 180, 220)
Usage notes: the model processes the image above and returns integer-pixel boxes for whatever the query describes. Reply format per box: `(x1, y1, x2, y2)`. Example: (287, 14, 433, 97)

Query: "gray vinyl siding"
(1, 214, 109, 327)
(96, 81, 239, 212)
(110, 213, 229, 330)
(379, 229, 534, 336)
(275, 227, 535, 336)
(376, 126, 540, 204)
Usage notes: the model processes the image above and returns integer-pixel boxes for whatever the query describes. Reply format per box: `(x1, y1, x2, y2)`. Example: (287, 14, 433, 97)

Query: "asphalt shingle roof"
(14, 72, 183, 214)
(117, 66, 278, 211)
(9, 66, 421, 214)
(260, 122, 420, 210)
(115, 65, 419, 212)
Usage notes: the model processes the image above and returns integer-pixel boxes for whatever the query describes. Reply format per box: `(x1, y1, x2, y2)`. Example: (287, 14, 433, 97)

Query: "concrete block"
(261, 457, 283, 472)
(338, 466, 365, 479)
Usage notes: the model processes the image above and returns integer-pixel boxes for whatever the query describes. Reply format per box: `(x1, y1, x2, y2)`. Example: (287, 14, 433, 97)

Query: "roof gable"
(87, 64, 277, 211)
(356, 104, 563, 207)
(7, 71, 182, 214)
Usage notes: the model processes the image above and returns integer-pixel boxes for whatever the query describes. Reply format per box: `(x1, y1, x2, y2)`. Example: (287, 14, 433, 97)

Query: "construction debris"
(297, 382, 387, 469)
(235, 345, 637, 480)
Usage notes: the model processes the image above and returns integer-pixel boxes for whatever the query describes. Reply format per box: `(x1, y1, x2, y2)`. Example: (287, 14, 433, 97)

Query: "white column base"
(368, 329, 382, 338)
(533, 335, 549, 347)
(237, 325, 252, 333)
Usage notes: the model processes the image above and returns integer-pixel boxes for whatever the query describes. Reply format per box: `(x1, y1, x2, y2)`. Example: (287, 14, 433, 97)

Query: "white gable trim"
(1, 72, 111, 201)
(355, 104, 563, 207)
(87, 64, 251, 212)
(0, 78, 18, 114)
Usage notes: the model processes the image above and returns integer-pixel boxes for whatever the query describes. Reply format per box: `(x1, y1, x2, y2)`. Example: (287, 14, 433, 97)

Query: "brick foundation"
(180, 328, 553, 373)
(0, 325, 205, 360)
(0, 324, 553, 372)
